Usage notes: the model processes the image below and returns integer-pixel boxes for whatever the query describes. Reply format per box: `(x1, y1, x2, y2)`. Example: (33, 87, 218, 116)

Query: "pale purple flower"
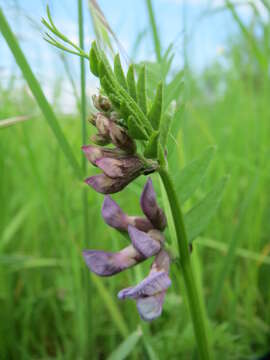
(118, 250, 171, 321)
(140, 178, 167, 230)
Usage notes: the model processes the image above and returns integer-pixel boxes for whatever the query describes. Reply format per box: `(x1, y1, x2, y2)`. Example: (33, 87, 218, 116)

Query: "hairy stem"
(159, 167, 212, 360)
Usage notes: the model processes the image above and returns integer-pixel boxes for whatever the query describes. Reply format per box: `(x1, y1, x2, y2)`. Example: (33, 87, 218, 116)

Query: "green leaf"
(159, 113, 171, 148)
(114, 54, 128, 90)
(120, 101, 130, 119)
(127, 64, 137, 101)
(144, 130, 159, 158)
(185, 176, 228, 243)
(167, 104, 185, 158)
(107, 329, 142, 360)
(148, 81, 163, 130)
(89, 45, 99, 76)
(137, 65, 147, 114)
(164, 70, 184, 110)
(174, 146, 216, 203)
(128, 116, 148, 140)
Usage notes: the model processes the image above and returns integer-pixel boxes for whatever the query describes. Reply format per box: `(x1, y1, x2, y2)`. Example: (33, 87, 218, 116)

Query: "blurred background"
(0, 0, 270, 359)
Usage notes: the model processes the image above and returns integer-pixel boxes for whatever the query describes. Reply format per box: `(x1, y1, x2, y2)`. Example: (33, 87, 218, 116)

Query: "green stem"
(78, 0, 91, 353)
(159, 167, 212, 360)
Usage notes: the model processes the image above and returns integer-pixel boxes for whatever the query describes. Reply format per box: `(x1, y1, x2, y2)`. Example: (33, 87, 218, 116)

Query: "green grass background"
(1, 1, 270, 359)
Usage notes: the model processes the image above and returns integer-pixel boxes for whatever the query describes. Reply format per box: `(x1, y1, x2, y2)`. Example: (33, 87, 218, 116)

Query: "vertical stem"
(145, 0, 162, 62)
(78, 0, 91, 353)
(159, 168, 212, 360)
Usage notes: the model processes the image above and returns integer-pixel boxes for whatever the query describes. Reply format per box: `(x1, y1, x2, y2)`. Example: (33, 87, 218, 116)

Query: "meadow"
(0, 1, 270, 359)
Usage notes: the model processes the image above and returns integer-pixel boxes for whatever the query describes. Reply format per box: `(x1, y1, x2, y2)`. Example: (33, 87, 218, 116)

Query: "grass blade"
(91, 276, 129, 338)
(0, 115, 33, 129)
(0, 7, 82, 178)
(208, 176, 259, 315)
(145, 0, 162, 62)
(107, 328, 142, 360)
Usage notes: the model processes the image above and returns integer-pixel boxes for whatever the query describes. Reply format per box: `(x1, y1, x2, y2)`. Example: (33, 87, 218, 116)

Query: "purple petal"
(96, 158, 124, 178)
(83, 245, 144, 277)
(82, 145, 103, 165)
(151, 249, 171, 273)
(96, 156, 144, 179)
(128, 225, 161, 258)
(128, 216, 154, 232)
(102, 196, 128, 231)
(118, 271, 171, 299)
(85, 174, 127, 194)
(140, 178, 167, 230)
(136, 292, 165, 322)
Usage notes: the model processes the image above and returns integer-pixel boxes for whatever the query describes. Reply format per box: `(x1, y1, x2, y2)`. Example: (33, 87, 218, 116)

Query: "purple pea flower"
(118, 250, 171, 321)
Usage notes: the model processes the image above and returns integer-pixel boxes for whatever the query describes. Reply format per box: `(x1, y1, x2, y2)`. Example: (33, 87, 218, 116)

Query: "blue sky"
(0, 0, 266, 111)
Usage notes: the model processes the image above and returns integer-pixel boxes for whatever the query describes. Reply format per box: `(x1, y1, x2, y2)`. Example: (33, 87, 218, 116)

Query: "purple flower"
(118, 250, 171, 321)
(82, 245, 145, 276)
(140, 178, 167, 230)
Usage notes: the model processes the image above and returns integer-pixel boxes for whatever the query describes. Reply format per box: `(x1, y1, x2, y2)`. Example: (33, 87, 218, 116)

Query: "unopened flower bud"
(82, 145, 124, 166)
(95, 156, 144, 179)
(92, 94, 112, 112)
(88, 113, 97, 126)
(90, 133, 110, 146)
(85, 173, 139, 194)
(95, 113, 111, 136)
(110, 111, 120, 122)
(109, 122, 136, 154)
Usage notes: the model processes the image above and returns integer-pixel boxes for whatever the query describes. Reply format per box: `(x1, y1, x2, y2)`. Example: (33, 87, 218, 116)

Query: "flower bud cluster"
(83, 94, 158, 194)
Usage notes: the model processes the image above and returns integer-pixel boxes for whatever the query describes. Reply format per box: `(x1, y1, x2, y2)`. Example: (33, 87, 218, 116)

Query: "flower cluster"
(83, 95, 158, 194)
(83, 178, 171, 321)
